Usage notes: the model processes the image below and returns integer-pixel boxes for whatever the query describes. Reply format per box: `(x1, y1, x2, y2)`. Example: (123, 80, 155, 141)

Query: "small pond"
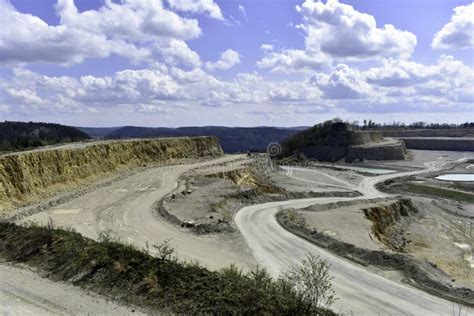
(435, 174, 474, 182)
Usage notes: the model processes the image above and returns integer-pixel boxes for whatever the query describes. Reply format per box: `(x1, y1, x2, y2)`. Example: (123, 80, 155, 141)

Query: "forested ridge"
(0, 121, 90, 152)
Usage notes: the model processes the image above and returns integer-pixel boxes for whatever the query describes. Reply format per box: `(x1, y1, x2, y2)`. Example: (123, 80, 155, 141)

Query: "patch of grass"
(404, 183, 474, 203)
(287, 209, 298, 223)
(0, 222, 334, 315)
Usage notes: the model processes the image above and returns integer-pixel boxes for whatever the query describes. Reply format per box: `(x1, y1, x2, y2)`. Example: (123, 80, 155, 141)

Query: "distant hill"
(0, 121, 90, 152)
(77, 126, 123, 138)
(105, 126, 301, 153)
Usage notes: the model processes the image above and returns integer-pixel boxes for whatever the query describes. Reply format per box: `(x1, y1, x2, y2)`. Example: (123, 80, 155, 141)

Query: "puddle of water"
(435, 174, 474, 182)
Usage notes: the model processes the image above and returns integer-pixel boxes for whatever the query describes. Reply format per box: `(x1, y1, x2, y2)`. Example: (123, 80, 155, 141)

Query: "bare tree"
(281, 253, 337, 309)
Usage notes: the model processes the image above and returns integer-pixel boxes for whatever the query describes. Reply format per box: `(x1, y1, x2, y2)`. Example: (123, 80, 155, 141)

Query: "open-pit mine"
(0, 131, 473, 315)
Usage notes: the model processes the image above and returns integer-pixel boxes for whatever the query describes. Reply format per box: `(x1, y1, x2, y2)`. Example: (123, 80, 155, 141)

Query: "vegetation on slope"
(403, 183, 474, 203)
(280, 119, 347, 157)
(0, 222, 335, 315)
(0, 121, 90, 152)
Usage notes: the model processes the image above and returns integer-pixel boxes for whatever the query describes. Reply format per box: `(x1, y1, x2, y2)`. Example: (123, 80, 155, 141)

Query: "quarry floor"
(20, 154, 256, 271)
(4, 149, 474, 315)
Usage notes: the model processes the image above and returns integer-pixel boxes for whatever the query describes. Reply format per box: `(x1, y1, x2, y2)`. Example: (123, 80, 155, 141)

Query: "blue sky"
(0, 0, 472, 127)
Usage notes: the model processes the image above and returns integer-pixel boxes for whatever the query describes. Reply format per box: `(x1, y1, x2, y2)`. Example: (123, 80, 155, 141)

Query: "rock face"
(0, 137, 223, 213)
(300, 132, 405, 162)
(326, 129, 384, 146)
(399, 137, 474, 151)
(362, 199, 417, 251)
(381, 128, 474, 138)
(346, 140, 406, 162)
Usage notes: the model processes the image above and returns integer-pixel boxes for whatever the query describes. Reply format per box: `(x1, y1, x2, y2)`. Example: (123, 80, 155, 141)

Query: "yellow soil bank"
(0, 137, 223, 213)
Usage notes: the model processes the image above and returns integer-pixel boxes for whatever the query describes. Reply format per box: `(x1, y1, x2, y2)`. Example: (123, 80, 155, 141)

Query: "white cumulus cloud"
(257, 49, 331, 73)
(257, 0, 416, 73)
(167, 0, 224, 20)
(206, 49, 241, 71)
(0, 0, 203, 65)
(432, 3, 474, 49)
(297, 0, 417, 61)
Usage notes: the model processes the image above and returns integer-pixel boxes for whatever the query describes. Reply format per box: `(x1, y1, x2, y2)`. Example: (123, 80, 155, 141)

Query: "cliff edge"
(0, 137, 223, 213)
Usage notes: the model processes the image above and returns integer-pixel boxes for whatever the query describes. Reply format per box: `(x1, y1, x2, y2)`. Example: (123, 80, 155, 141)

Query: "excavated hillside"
(282, 121, 406, 162)
(0, 137, 223, 213)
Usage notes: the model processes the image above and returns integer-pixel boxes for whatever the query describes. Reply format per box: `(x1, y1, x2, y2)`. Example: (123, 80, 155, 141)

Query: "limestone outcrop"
(399, 137, 474, 151)
(0, 137, 223, 213)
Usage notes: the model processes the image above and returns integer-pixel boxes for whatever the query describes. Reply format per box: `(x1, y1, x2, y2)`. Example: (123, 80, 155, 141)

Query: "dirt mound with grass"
(0, 222, 334, 315)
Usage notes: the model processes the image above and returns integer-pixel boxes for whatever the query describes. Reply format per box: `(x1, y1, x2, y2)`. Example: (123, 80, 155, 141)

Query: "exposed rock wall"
(0, 137, 223, 212)
(346, 140, 406, 162)
(400, 138, 474, 151)
(362, 199, 417, 251)
(300, 139, 406, 162)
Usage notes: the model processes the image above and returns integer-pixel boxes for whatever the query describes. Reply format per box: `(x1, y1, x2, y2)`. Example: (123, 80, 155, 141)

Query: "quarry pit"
(0, 137, 473, 314)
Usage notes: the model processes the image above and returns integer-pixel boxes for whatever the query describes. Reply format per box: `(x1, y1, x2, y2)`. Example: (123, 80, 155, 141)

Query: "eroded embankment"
(277, 200, 474, 307)
(362, 199, 417, 251)
(0, 137, 223, 213)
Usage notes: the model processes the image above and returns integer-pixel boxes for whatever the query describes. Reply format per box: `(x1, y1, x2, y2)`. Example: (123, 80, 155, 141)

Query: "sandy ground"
(20, 155, 256, 271)
(378, 149, 473, 169)
(406, 198, 473, 287)
(0, 263, 146, 316)
(301, 200, 396, 251)
(169, 177, 239, 224)
(270, 168, 358, 192)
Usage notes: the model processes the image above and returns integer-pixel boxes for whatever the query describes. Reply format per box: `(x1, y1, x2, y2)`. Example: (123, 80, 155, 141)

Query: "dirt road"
(234, 160, 473, 315)
(0, 264, 145, 315)
(21, 155, 255, 270)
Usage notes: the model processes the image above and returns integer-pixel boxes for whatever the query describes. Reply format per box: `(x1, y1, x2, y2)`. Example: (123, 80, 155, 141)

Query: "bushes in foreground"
(0, 222, 335, 315)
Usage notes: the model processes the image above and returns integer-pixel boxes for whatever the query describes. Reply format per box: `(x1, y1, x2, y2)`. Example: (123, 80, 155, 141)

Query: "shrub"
(281, 254, 337, 310)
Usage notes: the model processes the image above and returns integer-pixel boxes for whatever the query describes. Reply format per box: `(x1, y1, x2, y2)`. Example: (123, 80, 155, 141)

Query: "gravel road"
(0, 264, 146, 316)
(21, 155, 255, 270)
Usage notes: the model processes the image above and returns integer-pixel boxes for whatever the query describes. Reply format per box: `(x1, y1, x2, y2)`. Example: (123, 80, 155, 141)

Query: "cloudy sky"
(0, 0, 472, 127)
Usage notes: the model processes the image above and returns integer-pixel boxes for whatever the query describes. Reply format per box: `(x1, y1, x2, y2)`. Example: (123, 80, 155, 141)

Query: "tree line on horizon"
(354, 120, 474, 130)
(0, 121, 90, 152)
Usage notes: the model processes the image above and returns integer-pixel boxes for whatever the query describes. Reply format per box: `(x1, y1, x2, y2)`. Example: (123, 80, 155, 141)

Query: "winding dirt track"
(22, 155, 254, 271)
(235, 162, 473, 315)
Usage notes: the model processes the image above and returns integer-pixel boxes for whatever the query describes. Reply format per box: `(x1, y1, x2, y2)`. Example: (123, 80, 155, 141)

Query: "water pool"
(435, 174, 474, 182)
